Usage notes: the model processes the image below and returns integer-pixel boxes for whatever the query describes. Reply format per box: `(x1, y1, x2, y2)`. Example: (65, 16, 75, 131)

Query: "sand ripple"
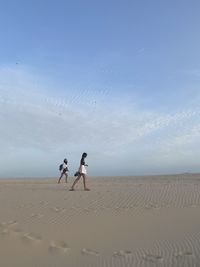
(0, 174, 200, 266)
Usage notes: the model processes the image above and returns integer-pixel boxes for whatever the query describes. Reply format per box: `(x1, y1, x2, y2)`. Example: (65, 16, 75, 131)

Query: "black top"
(81, 158, 85, 165)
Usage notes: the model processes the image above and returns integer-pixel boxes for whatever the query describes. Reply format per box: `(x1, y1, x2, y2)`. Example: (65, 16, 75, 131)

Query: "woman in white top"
(58, 158, 69, 183)
(70, 153, 90, 191)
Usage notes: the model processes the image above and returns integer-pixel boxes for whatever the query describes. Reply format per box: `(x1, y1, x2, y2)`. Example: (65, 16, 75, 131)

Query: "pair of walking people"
(58, 153, 90, 191)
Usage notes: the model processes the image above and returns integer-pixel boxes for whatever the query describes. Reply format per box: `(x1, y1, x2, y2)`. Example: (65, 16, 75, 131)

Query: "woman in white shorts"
(58, 158, 69, 183)
(70, 153, 90, 191)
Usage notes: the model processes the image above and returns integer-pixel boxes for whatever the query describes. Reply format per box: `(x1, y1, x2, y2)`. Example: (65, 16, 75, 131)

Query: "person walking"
(58, 158, 69, 183)
(70, 153, 90, 191)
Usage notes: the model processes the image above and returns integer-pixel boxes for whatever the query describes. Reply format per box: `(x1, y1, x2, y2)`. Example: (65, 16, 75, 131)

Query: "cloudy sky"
(0, 0, 200, 177)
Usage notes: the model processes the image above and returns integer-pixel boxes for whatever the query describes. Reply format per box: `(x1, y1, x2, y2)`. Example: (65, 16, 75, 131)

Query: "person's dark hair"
(64, 158, 68, 163)
(82, 152, 87, 158)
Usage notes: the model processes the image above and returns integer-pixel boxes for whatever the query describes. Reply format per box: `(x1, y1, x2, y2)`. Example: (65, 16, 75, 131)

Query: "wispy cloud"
(0, 66, 200, 176)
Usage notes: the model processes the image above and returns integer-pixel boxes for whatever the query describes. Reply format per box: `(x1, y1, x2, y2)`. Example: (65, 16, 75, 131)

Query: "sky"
(0, 0, 200, 177)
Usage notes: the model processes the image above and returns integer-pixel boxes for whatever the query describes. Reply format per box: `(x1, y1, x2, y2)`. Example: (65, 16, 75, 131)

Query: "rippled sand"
(0, 174, 200, 266)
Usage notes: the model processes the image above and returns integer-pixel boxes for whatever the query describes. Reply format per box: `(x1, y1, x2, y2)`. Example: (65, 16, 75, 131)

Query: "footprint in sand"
(0, 222, 7, 228)
(30, 213, 44, 219)
(0, 221, 18, 228)
(81, 248, 99, 256)
(183, 203, 197, 208)
(7, 220, 18, 227)
(48, 241, 70, 254)
(83, 208, 90, 213)
(189, 204, 197, 208)
(50, 207, 66, 213)
(39, 201, 48, 206)
(113, 250, 132, 257)
(21, 232, 42, 244)
(144, 203, 160, 210)
(174, 251, 195, 265)
(0, 228, 10, 236)
(142, 254, 164, 263)
(0, 221, 18, 236)
(48, 242, 60, 254)
(175, 251, 194, 258)
(19, 204, 25, 208)
(59, 241, 69, 252)
(19, 203, 33, 208)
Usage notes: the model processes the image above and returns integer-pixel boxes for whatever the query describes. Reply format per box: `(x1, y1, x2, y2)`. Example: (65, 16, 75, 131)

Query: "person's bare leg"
(83, 174, 90, 191)
(65, 174, 68, 183)
(58, 173, 63, 183)
(70, 174, 81, 190)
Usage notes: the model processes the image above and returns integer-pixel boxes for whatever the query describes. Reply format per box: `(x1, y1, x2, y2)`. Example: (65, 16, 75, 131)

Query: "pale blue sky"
(0, 0, 200, 177)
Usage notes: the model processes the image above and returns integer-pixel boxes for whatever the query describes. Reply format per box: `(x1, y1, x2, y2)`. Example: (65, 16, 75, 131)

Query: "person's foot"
(69, 188, 75, 191)
(84, 188, 90, 191)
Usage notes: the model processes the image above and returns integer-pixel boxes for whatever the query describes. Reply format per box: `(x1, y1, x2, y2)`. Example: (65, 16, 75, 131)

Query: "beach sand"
(0, 174, 200, 267)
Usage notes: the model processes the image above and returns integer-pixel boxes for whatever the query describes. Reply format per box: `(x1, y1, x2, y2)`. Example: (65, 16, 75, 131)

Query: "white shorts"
(79, 165, 87, 174)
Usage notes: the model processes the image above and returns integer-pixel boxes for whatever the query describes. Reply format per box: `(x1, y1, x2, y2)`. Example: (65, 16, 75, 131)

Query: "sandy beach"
(0, 174, 200, 267)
